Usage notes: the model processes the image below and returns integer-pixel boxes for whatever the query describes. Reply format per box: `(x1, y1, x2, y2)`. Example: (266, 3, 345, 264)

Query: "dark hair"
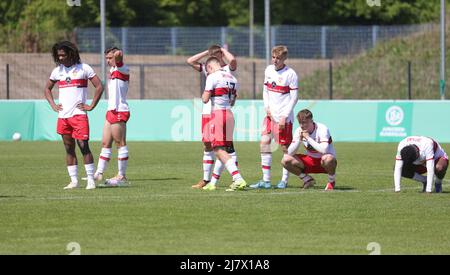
(297, 109, 313, 121)
(105, 46, 120, 54)
(52, 41, 81, 66)
(400, 145, 418, 164)
(208, 44, 222, 56)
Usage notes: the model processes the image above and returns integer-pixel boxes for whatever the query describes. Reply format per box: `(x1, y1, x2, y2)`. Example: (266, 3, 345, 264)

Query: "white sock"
(203, 151, 215, 182)
(67, 165, 78, 184)
(261, 153, 272, 182)
(281, 168, 289, 182)
(118, 146, 129, 177)
(84, 163, 95, 181)
(229, 151, 238, 167)
(328, 174, 336, 183)
(413, 173, 427, 183)
(97, 147, 112, 174)
(211, 160, 225, 185)
(225, 158, 242, 181)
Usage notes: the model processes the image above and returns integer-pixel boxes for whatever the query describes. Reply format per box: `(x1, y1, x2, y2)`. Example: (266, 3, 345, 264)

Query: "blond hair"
(272, 45, 288, 59)
(297, 109, 313, 121)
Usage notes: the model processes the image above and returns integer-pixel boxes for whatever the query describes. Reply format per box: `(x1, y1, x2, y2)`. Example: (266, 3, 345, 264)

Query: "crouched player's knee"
(281, 154, 293, 167)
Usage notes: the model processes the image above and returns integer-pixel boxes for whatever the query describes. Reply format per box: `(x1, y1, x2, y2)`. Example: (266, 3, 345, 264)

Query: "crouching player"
(394, 136, 448, 193)
(281, 109, 337, 190)
(201, 57, 247, 191)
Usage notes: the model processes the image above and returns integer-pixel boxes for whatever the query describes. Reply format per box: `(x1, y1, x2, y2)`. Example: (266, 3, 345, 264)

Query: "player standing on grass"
(187, 45, 238, 189)
(394, 136, 448, 193)
(44, 41, 103, 190)
(281, 109, 337, 190)
(92, 47, 131, 186)
(201, 57, 247, 191)
(250, 45, 298, 189)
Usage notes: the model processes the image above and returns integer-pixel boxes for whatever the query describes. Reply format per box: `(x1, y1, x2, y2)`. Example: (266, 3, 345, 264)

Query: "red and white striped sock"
(225, 159, 242, 181)
(97, 147, 112, 174)
(211, 159, 225, 185)
(118, 146, 129, 177)
(261, 153, 272, 182)
(203, 151, 215, 182)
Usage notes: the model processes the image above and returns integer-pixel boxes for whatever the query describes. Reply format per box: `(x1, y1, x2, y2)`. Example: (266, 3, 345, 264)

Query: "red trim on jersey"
(58, 79, 88, 88)
(110, 70, 129, 81)
(265, 83, 292, 94)
(211, 87, 230, 97)
(99, 156, 110, 161)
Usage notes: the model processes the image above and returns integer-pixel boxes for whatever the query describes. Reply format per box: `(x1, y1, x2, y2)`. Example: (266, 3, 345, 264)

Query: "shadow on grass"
(0, 195, 26, 199)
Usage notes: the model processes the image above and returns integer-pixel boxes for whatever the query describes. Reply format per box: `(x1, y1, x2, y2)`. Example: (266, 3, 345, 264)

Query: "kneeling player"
(281, 109, 337, 190)
(394, 136, 448, 193)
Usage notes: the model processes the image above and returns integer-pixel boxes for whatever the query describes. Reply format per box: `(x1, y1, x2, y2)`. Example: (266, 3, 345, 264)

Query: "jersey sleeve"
(49, 67, 59, 82)
(288, 70, 299, 90)
(204, 74, 215, 92)
(83, 64, 96, 79)
(423, 141, 435, 160)
(317, 125, 331, 143)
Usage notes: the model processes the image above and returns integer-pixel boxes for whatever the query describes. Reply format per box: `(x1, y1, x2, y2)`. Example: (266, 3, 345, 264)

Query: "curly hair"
(52, 41, 81, 66)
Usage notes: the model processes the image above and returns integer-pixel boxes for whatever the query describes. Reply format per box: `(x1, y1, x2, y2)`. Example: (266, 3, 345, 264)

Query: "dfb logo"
(366, 0, 381, 7)
(67, 0, 81, 7)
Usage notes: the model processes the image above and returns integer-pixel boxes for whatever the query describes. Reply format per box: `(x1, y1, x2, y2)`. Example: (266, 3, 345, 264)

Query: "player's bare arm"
(279, 116, 287, 130)
(77, 75, 103, 111)
(202, 90, 211, 104)
(187, 50, 209, 72)
(44, 79, 62, 112)
(221, 47, 237, 71)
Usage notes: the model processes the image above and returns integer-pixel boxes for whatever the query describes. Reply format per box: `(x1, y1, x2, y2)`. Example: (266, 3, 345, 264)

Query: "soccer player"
(394, 136, 448, 193)
(93, 47, 130, 186)
(201, 57, 247, 191)
(187, 45, 238, 189)
(281, 109, 337, 190)
(44, 41, 103, 190)
(250, 45, 298, 189)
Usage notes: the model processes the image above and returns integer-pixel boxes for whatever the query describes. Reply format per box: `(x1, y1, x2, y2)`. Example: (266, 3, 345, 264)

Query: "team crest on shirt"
(278, 77, 283, 83)
(65, 77, 72, 84)
(271, 81, 277, 88)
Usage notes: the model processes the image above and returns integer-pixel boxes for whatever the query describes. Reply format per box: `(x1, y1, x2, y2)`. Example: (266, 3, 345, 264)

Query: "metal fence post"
(252, 61, 256, 99)
(139, 65, 145, 99)
(372, 25, 379, 48)
(171, 27, 177, 55)
(321, 26, 327, 59)
(121, 27, 128, 54)
(6, 64, 10, 100)
(221, 27, 227, 47)
(408, 61, 412, 99)
(329, 62, 333, 100)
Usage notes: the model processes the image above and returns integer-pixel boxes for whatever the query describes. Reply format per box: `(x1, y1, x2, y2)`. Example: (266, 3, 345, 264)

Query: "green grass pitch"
(1, 141, 450, 254)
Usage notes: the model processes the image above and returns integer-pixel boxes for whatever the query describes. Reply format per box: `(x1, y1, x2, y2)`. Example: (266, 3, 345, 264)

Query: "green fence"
(1, 100, 449, 142)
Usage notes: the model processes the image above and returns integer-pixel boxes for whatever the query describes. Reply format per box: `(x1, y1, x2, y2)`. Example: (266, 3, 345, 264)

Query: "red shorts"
(201, 114, 213, 143)
(57, 115, 90, 140)
(210, 109, 234, 148)
(106, 110, 130, 124)
(415, 157, 449, 174)
(262, 116, 293, 145)
(295, 154, 327, 174)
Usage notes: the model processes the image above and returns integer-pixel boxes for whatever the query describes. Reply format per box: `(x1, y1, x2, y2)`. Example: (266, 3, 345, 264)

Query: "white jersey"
(263, 65, 298, 123)
(292, 122, 336, 158)
(204, 69, 238, 111)
(395, 136, 448, 165)
(49, 63, 96, 118)
(108, 62, 130, 112)
(201, 64, 232, 115)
